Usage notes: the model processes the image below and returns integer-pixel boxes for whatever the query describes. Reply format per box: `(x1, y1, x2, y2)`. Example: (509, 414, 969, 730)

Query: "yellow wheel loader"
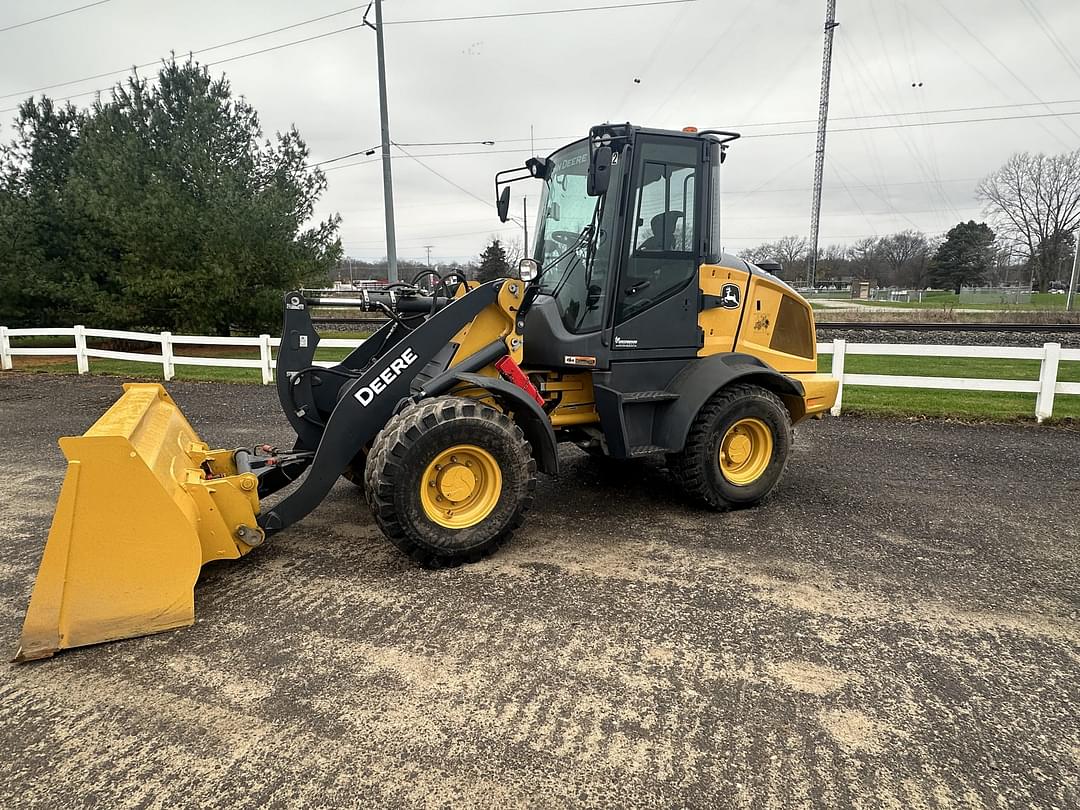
(15, 124, 838, 660)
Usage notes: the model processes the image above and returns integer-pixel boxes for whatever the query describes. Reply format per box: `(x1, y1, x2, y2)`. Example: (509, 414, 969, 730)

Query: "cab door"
(610, 137, 704, 355)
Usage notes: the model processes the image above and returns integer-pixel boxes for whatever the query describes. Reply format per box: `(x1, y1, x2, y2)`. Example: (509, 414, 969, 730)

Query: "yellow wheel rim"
(719, 418, 773, 485)
(419, 444, 502, 529)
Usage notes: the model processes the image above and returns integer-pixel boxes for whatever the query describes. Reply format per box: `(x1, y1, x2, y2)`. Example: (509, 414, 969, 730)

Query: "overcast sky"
(2, 0, 1079, 263)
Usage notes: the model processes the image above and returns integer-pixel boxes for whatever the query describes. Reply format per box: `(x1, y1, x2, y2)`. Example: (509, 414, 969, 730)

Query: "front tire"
(364, 396, 536, 567)
(668, 384, 792, 510)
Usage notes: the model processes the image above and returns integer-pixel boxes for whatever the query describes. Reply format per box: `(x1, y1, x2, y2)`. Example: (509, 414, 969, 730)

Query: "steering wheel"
(549, 230, 581, 249)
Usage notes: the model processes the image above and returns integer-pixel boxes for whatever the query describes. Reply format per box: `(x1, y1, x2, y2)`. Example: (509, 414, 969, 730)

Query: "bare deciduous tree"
(977, 150, 1080, 291)
(737, 244, 775, 265)
(877, 230, 929, 288)
(847, 237, 881, 280)
(771, 234, 809, 269)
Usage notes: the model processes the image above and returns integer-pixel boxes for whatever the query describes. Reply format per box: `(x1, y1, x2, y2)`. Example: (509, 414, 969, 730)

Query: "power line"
(1018, 0, 1080, 84)
(311, 106, 1080, 173)
(0, 6, 366, 101)
(383, 0, 695, 26)
(426, 98, 1080, 152)
(0, 0, 114, 34)
(0, 22, 366, 114)
(930, 0, 1080, 143)
(739, 109, 1080, 140)
(1, 1, 689, 103)
(721, 177, 980, 195)
(391, 142, 507, 217)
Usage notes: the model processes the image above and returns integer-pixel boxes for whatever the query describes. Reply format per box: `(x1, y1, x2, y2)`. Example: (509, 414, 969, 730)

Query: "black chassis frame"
(250, 281, 559, 538)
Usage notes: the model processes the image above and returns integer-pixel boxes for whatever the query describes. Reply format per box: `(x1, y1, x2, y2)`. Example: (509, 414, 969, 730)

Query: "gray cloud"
(2, 0, 1078, 262)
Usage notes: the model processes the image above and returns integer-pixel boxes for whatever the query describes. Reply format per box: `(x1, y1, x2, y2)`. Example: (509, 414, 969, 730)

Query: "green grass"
(6, 334, 1077, 422)
(815, 353, 1080, 421)
(815, 292, 1064, 311)
(5, 331, 371, 384)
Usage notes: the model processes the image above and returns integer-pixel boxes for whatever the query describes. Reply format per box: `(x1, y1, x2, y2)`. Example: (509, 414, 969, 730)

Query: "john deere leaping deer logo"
(720, 283, 741, 309)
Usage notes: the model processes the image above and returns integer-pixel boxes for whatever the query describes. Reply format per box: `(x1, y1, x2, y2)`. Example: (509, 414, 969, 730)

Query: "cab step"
(629, 444, 668, 457)
(622, 390, 679, 404)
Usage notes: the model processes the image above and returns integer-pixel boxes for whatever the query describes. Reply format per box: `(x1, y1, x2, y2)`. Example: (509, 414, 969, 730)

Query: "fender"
(654, 353, 804, 451)
(442, 372, 560, 477)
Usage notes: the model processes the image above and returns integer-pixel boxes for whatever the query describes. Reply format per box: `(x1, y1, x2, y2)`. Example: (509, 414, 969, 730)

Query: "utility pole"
(1067, 229, 1080, 312)
(522, 197, 528, 258)
(807, 0, 839, 289)
(424, 245, 433, 267)
(371, 0, 398, 282)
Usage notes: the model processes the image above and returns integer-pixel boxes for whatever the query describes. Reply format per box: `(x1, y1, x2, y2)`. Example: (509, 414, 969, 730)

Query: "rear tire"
(364, 396, 536, 567)
(668, 383, 792, 510)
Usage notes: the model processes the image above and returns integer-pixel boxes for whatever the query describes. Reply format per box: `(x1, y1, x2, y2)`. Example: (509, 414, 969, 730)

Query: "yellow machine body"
(15, 383, 262, 661)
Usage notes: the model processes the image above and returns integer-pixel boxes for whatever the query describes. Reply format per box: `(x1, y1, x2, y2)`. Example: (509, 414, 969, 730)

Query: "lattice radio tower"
(807, 0, 839, 288)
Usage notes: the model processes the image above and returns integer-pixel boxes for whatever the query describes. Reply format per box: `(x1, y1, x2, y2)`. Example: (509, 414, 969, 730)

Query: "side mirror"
(497, 186, 511, 222)
(518, 258, 539, 282)
(587, 145, 612, 196)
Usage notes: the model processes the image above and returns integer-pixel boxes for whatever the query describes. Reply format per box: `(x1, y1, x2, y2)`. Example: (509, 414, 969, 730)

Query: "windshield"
(532, 140, 618, 334)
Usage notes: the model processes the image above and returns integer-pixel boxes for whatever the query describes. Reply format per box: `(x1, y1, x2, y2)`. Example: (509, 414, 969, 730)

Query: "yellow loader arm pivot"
(16, 384, 263, 661)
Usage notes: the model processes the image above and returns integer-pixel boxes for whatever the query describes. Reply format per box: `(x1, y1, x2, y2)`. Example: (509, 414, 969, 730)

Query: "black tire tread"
(668, 383, 793, 510)
(364, 396, 536, 568)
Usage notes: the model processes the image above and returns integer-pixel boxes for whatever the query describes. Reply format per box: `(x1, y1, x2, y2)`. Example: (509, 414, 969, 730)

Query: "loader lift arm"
(258, 278, 556, 537)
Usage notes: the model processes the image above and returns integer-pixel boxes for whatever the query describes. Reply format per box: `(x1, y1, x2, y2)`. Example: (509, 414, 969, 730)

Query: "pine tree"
(929, 221, 995, 294)
(0, 58, 341, 333)
(476, 238, 510, 283)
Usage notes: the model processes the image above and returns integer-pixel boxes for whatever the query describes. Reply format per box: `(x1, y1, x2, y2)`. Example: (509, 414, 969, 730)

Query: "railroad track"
(816, 321, 1080, 332)
(315, 316, 1080, 334)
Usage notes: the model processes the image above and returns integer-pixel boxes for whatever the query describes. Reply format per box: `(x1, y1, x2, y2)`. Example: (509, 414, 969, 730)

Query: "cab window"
(617, 140, 699, 323)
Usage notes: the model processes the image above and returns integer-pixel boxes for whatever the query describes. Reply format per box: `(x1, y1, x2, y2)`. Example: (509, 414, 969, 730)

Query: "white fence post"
(73, 324, 89, 374)
(259, 334, 273, 385)
(1035, 342, 1060, 423)
(0, 326, 11, 370)
(161, 332, 175, 381)
(830, 338, 846, 416)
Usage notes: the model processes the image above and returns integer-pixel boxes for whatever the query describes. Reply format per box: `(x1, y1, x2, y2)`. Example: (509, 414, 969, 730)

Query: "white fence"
(821, 339, 1078, 422)
(0, 326, 1076, 422)
(0, 325, 365, 386)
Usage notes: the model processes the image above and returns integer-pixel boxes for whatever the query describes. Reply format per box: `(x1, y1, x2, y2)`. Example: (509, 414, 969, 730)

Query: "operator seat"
(639, 211, 683, 252)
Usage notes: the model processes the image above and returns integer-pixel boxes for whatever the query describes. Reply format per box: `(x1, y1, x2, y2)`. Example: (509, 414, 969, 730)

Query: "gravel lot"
(1, 373, 1078, 809)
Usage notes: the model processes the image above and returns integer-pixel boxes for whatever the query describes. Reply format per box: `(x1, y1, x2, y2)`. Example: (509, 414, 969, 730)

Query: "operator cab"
(495, 124, 738, 369)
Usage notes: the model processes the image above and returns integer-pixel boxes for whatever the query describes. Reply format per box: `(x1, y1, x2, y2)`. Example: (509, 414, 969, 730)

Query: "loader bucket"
(15, 383, 263, 661)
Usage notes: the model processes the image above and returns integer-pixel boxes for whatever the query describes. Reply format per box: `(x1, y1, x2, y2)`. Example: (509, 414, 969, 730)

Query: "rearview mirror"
(497, 186, 511, 222)
(587, 145, 612, 196)
(518, 258, 539, 282)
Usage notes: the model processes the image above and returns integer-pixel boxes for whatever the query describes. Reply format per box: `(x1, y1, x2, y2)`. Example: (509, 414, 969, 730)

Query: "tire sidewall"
(394, 415, 530, 553)
(703, 393, 791, 504)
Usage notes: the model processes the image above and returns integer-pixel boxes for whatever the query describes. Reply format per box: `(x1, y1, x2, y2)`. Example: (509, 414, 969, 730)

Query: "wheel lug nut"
(429, 481, 436, 487)
(450, 456, 458, 463)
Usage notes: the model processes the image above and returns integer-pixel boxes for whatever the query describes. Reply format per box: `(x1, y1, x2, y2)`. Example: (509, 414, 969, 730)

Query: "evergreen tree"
(929, 221, 995, 294)
(476, 238, 510, 283)
(0, 59, 341, 333)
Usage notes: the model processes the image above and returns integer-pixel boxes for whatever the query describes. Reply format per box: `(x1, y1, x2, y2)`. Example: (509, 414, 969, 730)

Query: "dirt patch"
(817, 708, 890, 754)
(767, 660, 861, 696)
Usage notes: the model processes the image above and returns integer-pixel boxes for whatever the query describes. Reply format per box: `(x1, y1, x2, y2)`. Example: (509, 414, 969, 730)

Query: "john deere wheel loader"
(15, 123, 838, 660)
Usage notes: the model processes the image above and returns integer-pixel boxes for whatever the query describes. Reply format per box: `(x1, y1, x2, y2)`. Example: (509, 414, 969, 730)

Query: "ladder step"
(629, 444, 667, 457)
(622, 390, 679, 403)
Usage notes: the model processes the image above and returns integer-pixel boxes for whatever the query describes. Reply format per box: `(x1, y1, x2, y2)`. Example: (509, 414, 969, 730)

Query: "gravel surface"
(1, 373, 1078, 808)
(818, 327, 1080, 348)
